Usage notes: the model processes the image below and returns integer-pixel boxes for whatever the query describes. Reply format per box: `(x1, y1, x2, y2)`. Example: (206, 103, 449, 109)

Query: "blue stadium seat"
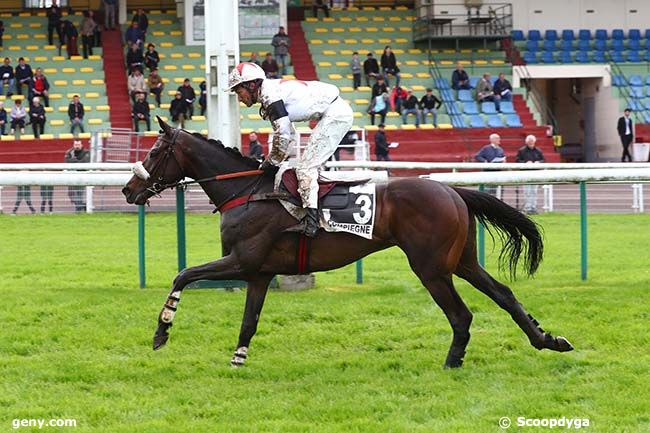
(528, 30, 542, 41)
(611, 75, 626, 86)
(595, 29, 608, 40)
(505, 114, 523, 127)
(577, 40, 590, 51)
(644, 99, 650, 110)
(612, 29, 625, 40)
(451, 116, 466, 128)
(511, 30, 525, 41)
(644, 112, 650, 124)
(560, 40, 573, 51)
(469, 76, 480, 88)
(645, 76, 650, 86)
(447, 102, 461, 115)
(559, 51, 572, 63)
(440, 89, 455, 102)
(644, 51, 650, 62)
(481, 102, 497, 114)
(610, 51, 625, 63)
(469, 115, 486, 128)
(523, 51, 538, 64)
(541, 51, 556, 63)
(544, 30, 558, 41)
(458, 89, 474, 102)
(644, 39, 650, 50)
(628, 100, 643, 111)
(500, 101, 515, 114)
(575, 51, 590, 63)
(594, 39, 607, 51)
(578, 29, 591, 40)
(542, 40, 556, 51)
(627, 51, 641, 62)
(629, 74, 643, 87)
(561, 29, 575, 41)
(611, 39, 625, 51)
(434, 78, 450, 90)
(487, 115, 504, 128)
(629, 29, 641, 40)
(490, 75, 498, 86)
(628, 39, 640, 51)
(630, 87, 644, 99)
(592, 51, 606, 63)
(526, 40, 539, 51)
(463, 102, 479, 115)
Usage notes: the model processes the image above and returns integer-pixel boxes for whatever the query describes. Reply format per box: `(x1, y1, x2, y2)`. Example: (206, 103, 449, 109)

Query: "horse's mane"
(190, 132, 260, 170)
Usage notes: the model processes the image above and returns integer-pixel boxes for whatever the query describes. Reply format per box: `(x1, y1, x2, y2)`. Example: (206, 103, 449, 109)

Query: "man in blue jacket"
(475, 133, 506, 196)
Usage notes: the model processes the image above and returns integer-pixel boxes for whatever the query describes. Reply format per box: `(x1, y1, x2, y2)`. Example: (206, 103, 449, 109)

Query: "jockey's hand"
(259, 159, 276, 174)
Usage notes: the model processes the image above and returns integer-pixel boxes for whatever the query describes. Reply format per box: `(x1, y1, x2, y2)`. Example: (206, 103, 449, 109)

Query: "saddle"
(280, 169, 369, 208)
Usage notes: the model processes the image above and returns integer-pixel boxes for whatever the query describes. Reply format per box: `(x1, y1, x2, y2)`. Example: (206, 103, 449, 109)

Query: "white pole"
(640, 184, 645, 213)
(86, 186, 94, 214)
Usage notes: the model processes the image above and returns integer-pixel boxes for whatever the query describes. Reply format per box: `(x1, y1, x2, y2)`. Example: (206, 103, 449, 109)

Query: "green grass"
(1, 212, 649, 433)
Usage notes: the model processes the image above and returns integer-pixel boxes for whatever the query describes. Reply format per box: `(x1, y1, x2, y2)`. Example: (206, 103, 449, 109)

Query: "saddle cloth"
(278, 169, 377, 240)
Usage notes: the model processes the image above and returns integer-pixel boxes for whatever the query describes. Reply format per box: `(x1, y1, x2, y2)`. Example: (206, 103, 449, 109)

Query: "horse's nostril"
(122, 186, 130, 196)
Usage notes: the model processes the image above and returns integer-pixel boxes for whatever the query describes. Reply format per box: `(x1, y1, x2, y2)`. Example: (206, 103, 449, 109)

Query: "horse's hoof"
(555, 336, 574, 352)
(153, 326, 170, 351)
(444, 356, 464, 369)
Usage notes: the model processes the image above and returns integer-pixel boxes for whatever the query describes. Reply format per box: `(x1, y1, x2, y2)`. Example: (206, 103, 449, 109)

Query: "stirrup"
(303, 208, 319, 238)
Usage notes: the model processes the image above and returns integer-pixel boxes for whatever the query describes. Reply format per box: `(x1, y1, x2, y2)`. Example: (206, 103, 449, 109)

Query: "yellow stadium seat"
(340, 50, 353, 56)
(35, 34, 46, 39)
(152, 31, 165, 36)
(50, 119, 65, 126)
(416, 72, 431, 78)
(259, 127, 273, 134)
(49, 94, 62, 100)
(26, 45, 39, 51)
(85, 92, 100, 98)
(248, 113, 262, 120)
(171, 53, 184, 58)
(379, 6, 391, 10)
(440, 60, 454, 65)
(160, 20, 173, 24)
(96, 105, 110, 111)
(44, 107, 54, 113)
(327, 39, 341, 45)
(399, 27, 411, 32)
(352, 112, 363, 118)
(58, 133, 74, 139)
(332, 28, 345, 33)
(389, 17, 402, 22)
(373, 17, 385, 22)
(378, 38, 391, 44)
(199, 64, 205, 70)
(323, 50, 336, 56)
(361, 39, 374, 44)
(58, 106, 67, 112)
(408, 49, 423, 54)
(384, 124, 398, 130)
(354, 99, 369, 104)
(386, 112, 399, 118)
(438, 123, 454, 129)
(91, 79, 104, 85)
(323, 17, 335, 22)
(161, 42, 174, 48)
(88, 55, 101, 60)
(395, 38, 408, 43)
(474, 60, 488, 65)
(54, 80, 68, 86)
(366, 27, 379, 32)
(182, 65, 195, 70)
(163, 65, 178, 70)
(192, 77, 203, 83)
(339, 86, 353, 92)
(419, 124, 435, 130)
(44, 68, 57, 74)
(364, 125, 378, 131)
(358, 86, 371, 92)
(318, 61, 332, 67)
(382, 27, 395, 32)
(35, 56, 48, 62)
(344, 39, 357, 44)
(44, 45, 56, 50)
(20, 134, 36, 140)
(492, 60, 505, 65)
(400, 124, 416, 130)
(62, 67, 75, 73)
(305, 17, 318, 23)
(80, 67, 94, 72)
(77, 132, 92, 139)
(393, 49, 405, 54)
(167, 90, 177, 96)
(188, 53, 201, 58)
(54, 57, 67, 62)
(315, 28, 327, 33)
(335, 61, 347, 67)
(411, 85, 425, 91)
(356, 16, 367, 21)
(8, 46, 20, 51)
(160, 103, 170, 109)
(150, 10, 162, 14)
(310, 39, 323, 44)
(39, 134, 55, 139)
(405, 61, 419, 66)
(193, 115, 206, 121)
(88, 119, 102, 125)
(401, 73, 413, 78)
(340, 17, 352, 22)
(171, 31, 183, 37)
(10, 23, 23, 28)
(70, 55, 84, 60)
(328, 74, 343, 79)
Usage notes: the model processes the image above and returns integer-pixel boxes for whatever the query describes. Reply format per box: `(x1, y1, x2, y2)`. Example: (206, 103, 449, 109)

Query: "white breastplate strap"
(133, 161, 150, 180)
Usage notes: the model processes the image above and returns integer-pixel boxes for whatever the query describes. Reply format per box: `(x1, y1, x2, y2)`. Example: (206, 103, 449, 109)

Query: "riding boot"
(303, 208, 320, 238)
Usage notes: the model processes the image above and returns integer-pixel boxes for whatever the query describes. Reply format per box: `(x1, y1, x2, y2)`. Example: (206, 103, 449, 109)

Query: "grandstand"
(0, 0, 649, 165)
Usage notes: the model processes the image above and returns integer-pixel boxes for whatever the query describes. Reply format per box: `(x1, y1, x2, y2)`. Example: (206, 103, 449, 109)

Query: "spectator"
(199, 80, 207, 115)
(0, 57, 14, 96)
(132, 92, 151, 132)
(248, 52, 260, 65)
(363, 52, 380, 87)
(451, 62, 470, 90)
(389, 85, 407, 113)
(475, 133, 506, 196)
(10, 99, 26, 135)
(29, 97, 46, 138)
(312, 0, 330, 18)
(103, 0, 117, 31)
(80, 10, 97, 59)
(89, 10, 101, 46)
(128, 68, 147, 102)
(68, 94, 85, 134)
(617, 108, 634, 162)
(261, 52, 280, 79)
(126, 44, 144, 74)
(350, 51, 361, 90)
(125, 21, 144, 51)
(15, 57, 33, 96)
(147, 68, 164, 107)
(178, 78, 196, 119)
(169, 91, 187, 128)
(0, 101, 6, 135)
(64, 140, 89, 212)
(371, 75, 388, 99)
(60, 19, 79, 58)
(368, 92, 388, 126)
(271, 26, 290, 76)
(132, 8, 149, 38)
(380, 45, 401, 87)
(0, 20, 4, 48)
(516, 134, 544, 214)
(374, 124, 390, 163)
(248, 131, 263, 160)
(420, 88, 442, 127)
(333, 130, 358, 162)
(401, 89, 421, 127)
(476, 73, 500, 111)
(493, 72, 512, 103)
(40, 185, 54, 214)
(11, 186, 36, 215)
(31, 68, 50, 107)
(144, 43, 159, 71)
(47, 0, 62, 46)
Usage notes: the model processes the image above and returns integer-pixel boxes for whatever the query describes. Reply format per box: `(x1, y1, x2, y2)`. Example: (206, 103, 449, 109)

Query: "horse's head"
(122, 116, 186, 205)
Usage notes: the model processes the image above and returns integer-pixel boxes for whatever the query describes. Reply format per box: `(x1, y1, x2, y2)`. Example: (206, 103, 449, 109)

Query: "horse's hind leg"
(456, 261, 573, 353)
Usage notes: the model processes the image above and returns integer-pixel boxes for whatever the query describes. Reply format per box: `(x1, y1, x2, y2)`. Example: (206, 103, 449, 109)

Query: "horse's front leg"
(231, 275, 274, 367)
(153, 254, 244, 350)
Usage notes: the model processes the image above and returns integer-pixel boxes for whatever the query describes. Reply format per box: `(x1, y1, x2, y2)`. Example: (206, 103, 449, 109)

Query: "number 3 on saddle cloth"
(278, 169, 377, 240)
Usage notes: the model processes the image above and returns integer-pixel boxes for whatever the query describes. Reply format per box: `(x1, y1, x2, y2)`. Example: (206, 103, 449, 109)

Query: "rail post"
(176, 187, 187, 272)
(138, 204, 146, 288)
(580, 181, 587, 280)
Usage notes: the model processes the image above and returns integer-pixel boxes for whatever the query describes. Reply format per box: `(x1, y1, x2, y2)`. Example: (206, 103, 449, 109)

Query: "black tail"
(452, 187, 544, 277)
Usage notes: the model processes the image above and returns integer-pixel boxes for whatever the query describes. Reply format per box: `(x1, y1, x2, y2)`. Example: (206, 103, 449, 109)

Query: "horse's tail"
(452, 186, 543, 278)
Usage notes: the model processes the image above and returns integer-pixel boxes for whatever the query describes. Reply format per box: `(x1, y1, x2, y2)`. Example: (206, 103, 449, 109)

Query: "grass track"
(1, 213, 649, 432)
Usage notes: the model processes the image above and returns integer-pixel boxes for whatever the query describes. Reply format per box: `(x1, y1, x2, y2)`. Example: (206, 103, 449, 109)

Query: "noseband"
(132, 128, 183, 196)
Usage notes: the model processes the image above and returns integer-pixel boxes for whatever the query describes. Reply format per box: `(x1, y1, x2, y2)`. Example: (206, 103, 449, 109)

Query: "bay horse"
(122, 117, 573, 368)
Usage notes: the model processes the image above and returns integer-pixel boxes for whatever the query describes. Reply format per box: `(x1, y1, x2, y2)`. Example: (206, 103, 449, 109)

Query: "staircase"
(513, 94, 538, 128)
(288, 21, 318, 81)
(102, 29, 133, 130)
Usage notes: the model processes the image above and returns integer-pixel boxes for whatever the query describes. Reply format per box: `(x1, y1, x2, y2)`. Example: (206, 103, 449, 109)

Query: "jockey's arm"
(266, 100, 295, 165)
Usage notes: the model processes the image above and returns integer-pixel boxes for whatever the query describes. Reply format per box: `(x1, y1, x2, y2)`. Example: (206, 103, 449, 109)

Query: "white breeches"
(296, 97, 353, 208)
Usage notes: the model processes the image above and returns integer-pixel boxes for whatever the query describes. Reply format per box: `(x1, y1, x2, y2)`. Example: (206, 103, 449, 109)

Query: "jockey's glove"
(259, 158, 275, 173)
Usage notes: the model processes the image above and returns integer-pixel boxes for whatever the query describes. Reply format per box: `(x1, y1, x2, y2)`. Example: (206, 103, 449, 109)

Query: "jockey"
(226, 62, 353, 237)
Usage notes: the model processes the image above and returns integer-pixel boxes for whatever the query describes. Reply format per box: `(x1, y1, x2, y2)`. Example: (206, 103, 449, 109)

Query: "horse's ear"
(157, 115, 172, 135)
